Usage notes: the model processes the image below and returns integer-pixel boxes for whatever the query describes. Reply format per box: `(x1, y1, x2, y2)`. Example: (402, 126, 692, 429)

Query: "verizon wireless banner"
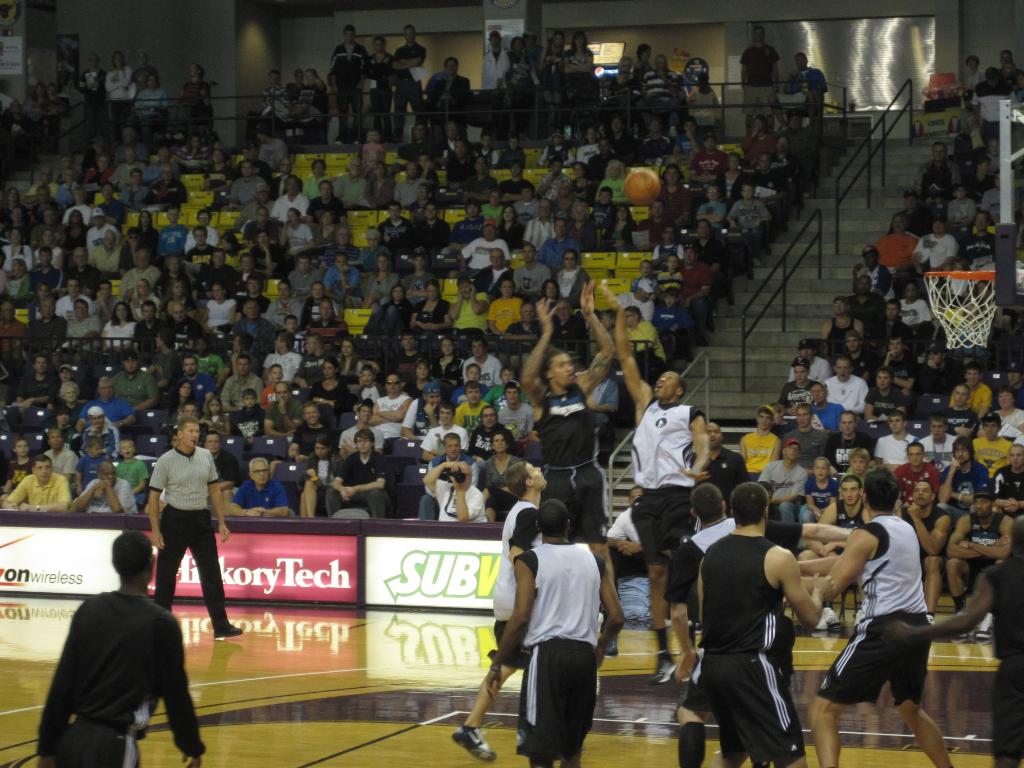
(162, 532, 359, 603)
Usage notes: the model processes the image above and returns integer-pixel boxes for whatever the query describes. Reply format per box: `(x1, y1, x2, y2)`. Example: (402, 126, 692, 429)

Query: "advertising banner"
(365, 536, 502, 610)
(0, 527, 120, 595)
(912, 108, 961, 137)
(164, 532, 359, 604)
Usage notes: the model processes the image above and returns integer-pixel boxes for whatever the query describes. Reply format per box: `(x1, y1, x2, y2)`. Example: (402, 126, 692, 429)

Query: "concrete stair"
(702, 136, 936, 421)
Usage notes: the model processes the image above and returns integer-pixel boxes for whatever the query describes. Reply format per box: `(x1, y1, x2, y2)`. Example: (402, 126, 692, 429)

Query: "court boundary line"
(291, 712, 458, 767)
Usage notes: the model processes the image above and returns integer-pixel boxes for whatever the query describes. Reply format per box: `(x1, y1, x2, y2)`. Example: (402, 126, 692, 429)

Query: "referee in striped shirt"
(147, 416, 242, 638)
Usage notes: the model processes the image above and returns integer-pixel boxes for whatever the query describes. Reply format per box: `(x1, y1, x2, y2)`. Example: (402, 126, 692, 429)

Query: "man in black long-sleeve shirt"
(38, 531, 204, 768)
(329, 24, 369, 143)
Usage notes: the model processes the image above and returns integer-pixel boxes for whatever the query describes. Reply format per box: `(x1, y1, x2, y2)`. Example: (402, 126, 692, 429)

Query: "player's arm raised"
(822, 528, 878, 601)
(600, 281, 651, 423)
(768, 546, 825, 629)
(575, 280, 614, 396)
(521, 297, 554, 421)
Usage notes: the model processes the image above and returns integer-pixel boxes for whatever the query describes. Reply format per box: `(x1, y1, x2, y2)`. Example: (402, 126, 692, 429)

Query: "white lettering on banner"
(178, 613, 352, 653)
(178, 556, 351, 596)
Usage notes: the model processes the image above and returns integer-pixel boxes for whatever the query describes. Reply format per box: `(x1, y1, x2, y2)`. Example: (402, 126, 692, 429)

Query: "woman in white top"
(104, 50, 135, 131)
(38, 228, 64, 270)
(2, 229, 35, 273)
(996, 387, 1024, 434)
(269, 175, 310, 222)
(283, 207, 315, 255)
(101, 301, 137, 347)
(200, 281, 237, 332)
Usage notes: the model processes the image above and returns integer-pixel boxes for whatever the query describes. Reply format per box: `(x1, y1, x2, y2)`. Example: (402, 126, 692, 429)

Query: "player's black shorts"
(698, 651, 805, 765)
(677, 650, 711, 713)
(632, 485, 694, 565)
(542, 462, 606, 544)
(493, 620, 531, 670)
(993, 655, 1024, 760)
(517, 638, 597, 760)
(57, 719, 138, 768)
(818, 612, 930, 705)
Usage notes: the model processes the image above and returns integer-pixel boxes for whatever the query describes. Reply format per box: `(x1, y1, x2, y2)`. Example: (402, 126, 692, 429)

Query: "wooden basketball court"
(0, 598, 997, 767)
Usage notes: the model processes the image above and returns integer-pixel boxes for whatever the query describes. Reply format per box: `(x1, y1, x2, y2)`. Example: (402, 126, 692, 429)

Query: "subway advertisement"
(364, 537, 503, 610)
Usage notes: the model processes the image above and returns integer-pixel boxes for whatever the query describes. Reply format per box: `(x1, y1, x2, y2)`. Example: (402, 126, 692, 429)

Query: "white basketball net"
(924, 273, 997, 349)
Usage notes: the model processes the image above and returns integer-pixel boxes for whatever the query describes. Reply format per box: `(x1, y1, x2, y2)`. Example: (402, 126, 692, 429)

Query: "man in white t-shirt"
(460, 221, 510, 271)
(913, 217, 958, 272)
(55, 278, 96, 319)
(873, 410, 914, 469)
(422, 434, 485, 522)
(824, 355, 869, 415)
(787, 338, 832, 383)
(460, 337, 503, 389)
(369, 374, 413, 443)
(898, 282, 933, 335)
(420, 401, 469, 461)
(261, 332, 303, 382)
(617, 278, 656, 322)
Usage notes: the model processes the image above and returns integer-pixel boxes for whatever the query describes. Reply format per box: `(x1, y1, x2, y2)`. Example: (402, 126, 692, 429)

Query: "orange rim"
(924, 271, 996, 280)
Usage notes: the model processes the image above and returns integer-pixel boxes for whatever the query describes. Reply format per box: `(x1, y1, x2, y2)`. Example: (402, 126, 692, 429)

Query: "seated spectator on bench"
(420, 432, 480, 520)
(740, 405, 781, 478)
(0, 454, 71, 512)
(606, 486, 651, 634)
(70, 460, 137, 514)
(228, 457, 292, 517)
(808, 382, 844, 432)
(424, 452, 486, 523)
(115, 438, 149, 507)
(759, 437, 808, 524)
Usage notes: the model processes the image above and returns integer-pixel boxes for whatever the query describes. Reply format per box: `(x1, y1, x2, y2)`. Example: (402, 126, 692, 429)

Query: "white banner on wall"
(0, 527, 120, 595)
(0, 36, 24, 76)
(365, 536, 502, 610)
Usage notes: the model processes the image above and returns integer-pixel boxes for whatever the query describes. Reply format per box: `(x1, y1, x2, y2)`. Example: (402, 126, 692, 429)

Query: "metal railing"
(832, 78, 915, 253)
(605, 349, 710, 516)
(739, 208, 823, 390)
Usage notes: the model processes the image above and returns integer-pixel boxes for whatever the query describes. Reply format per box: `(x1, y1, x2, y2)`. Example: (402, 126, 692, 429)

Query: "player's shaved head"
(692, 483, 725, 523)
(537, 499, 570, 536)
(1013, 515, 1024, 555)
(112, 530, 153, 581)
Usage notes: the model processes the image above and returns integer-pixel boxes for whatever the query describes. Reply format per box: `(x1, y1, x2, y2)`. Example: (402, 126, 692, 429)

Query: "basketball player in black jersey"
(696, 482, 829, 768)
(602, 282, 709, 682)
(887, 516, 1024, 768)
(522, 281, 614, 558)
(811, 470, 952, 768)
(668, 483, 849, 768)
(946, 489, 1012, 621)
(37, 531, 204, 768)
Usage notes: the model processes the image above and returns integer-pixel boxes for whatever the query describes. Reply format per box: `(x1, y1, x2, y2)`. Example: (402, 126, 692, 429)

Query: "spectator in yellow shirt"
(454, 381, 487, 432)
(739, 405, 782, 476)
(973, 412, 1012, 477)
(623, 305, 665, 361)
(959, 361, 993, 417)
(0, 455, 72, 512)
(449, 277, 490, 334)
(487, 276, 523, 334)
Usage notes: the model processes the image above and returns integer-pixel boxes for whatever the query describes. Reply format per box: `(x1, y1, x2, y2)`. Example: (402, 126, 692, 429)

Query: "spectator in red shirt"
(635, 199, 668, 250)
(679, 242, 713, 344)
(876, 212, 919, 292)
(689, 133, 727, 186)
(657, 164, 693, 228)
(894, 441, 941, 505)
(740, 25, 780, 127)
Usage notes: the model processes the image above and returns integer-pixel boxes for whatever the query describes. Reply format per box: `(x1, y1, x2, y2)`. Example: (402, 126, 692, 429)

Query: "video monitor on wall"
(587, 42, 625, 65)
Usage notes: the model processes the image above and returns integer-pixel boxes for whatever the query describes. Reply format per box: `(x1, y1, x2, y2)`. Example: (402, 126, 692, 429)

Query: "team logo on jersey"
(655, 417, 667, 428)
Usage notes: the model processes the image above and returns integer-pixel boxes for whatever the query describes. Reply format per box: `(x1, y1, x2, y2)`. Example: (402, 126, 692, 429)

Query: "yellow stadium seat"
(264, 278, 280, 299)
(629, 206, 649, 220)
(232, 154, 245, 165)
(441, 278, 459, 300)
(719, 143, 741, 155)
(492, 169, 512, 182)
(616, 252, 649, 270)
(125, 211, 140, 228)
(347, 210, 382, 228)
(615, 269, 640, 283)
(344, 308, 372, 334)
(295, 152, 325, 165)
(14, 308, 28, 324)
(523, 147, 542, 167)
(443, 208, 467, 225)
(351, 228, 369, 247)
(111, 279, 121, 297)
(187, 191, 213, 207)
(181, 174, 206, 191)
(587, 268, 610, 281)
(509, 253, 525, 269)
(581, 252, 615, 270)
(217, 210, 240, 228)
(523, 169, 546, 185)
(436, 170, 448, 186)
(384, 151, 399, 166)
(154, 212, 170, 227)
(395, 172, 407, 183)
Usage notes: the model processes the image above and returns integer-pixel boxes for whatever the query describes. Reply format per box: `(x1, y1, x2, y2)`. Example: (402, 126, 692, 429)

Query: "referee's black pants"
(154, 506, 229, 629)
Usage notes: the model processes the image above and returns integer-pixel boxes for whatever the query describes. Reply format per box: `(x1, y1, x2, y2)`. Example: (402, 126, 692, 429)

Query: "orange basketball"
(624, 167, 662, 205)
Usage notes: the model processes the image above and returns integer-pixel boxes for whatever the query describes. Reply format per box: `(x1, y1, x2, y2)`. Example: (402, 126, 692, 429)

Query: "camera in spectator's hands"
(440, 466, 467, 484)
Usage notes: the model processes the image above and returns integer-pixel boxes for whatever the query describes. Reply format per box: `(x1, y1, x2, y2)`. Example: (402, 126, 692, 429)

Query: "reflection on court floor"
(0, 598, 998, 767)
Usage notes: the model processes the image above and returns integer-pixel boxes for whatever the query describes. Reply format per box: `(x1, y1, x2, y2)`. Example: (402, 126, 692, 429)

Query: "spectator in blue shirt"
(803, 457, 839, 521)
(75, 435, 110, 495)
(77, 378, 135, 434)
(651, 288, 695, 361)
(158, 207, 189, 256)
(810, 381, 845, 432)
(228, 457, 292, 516)
(537, 216, 580, 269)
(180, 353, 217, 405)
(75, 408, 120, 460)
(323, 252, 361, 303)
(29, 246, 62, 292)
(98, 181, 127, 225)
(449, 201, 485, 246)
(939, 436, 991, 514)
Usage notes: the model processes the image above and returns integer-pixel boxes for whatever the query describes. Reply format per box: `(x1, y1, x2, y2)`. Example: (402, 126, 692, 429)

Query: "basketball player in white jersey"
(453, 461, 545, 761)
(811, 470, 953, 768)
(488, 499, 623, 768)
(601, 282, 709, 682)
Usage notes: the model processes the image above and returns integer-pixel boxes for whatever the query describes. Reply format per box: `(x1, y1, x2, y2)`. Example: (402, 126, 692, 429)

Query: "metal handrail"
(832, 78, 914, 253)
(739, 208, 823, 391)
(605, 349, 710, 516)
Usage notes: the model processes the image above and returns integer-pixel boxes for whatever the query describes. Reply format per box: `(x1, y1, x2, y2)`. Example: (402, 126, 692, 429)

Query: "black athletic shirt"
(899, 504, 950, 559)
(967, 512, 1006, 566)
(38, 592, 204, 758)
(700, 535, 784, 655)
(536, 383, 596, 467)
(985, 556, 1024, 659)
(994, 467, 1024, 503)
(835, 499, 866, 530)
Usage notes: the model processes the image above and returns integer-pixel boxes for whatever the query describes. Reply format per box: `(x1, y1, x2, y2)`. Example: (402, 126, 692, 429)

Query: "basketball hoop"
(924, 271, 997, 349)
